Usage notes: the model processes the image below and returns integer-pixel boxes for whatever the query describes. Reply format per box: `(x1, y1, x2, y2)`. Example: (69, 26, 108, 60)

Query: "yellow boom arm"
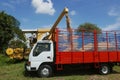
(45, 7, 71, 40)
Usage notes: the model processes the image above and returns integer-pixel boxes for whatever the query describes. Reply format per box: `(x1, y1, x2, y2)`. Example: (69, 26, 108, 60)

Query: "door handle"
(47, 56, 51, 59)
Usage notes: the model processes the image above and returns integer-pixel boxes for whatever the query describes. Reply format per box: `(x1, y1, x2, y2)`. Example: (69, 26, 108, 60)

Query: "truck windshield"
(33, 43, 50, 56)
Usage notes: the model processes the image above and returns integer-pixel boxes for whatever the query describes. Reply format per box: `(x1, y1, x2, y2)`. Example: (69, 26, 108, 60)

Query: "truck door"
(32, 42, 53, 64)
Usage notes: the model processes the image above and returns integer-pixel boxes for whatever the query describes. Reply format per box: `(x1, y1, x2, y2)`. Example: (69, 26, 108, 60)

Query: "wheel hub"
(41, 68, 49, 76)
(101, 66, 108, 74)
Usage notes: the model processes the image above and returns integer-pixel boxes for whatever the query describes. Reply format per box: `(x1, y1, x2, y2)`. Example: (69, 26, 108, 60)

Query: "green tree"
(0, 11, 25, 53)
(77, 22, 101, 33)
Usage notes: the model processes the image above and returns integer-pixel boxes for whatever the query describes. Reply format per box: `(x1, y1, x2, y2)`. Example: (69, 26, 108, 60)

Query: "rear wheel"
(99, 64, 110, 75)
(38, 65, 52, 78)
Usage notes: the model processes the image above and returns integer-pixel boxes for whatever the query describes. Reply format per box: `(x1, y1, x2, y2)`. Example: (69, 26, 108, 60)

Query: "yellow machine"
(6, 7, 71, 60)
(22, 7, 71, 41)
(6, 38, 31, 60)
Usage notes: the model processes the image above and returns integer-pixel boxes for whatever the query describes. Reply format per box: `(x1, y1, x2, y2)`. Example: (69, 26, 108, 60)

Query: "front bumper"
(25, 62, 31, 71)
(25, 61, 37, 71)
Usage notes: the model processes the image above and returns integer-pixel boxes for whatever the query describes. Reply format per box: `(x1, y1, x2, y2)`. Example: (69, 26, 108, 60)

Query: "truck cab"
(25, 40, 54, 77)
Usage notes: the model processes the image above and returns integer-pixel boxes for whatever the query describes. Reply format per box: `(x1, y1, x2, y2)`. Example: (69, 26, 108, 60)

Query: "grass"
(1, 54, 120, 80)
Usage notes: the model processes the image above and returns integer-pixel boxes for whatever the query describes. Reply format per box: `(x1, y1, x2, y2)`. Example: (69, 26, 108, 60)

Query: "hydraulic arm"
(44, 7, 72, 40)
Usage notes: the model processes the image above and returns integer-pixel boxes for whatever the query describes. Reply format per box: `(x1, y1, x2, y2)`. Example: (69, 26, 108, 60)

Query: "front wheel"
(99, 64, 110, 75)
(38, 65, 52, 78)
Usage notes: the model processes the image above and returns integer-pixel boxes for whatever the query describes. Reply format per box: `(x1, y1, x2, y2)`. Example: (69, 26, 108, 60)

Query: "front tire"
(38, 65, 52, 78)
(99, 64, 110, 75)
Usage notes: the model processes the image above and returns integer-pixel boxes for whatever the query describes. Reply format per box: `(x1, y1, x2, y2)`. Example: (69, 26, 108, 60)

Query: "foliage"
(0, 11, 25, 53)
(0, 54, 10, 66)
(77, 22, 102, 33)
(9, 39, 26, 48)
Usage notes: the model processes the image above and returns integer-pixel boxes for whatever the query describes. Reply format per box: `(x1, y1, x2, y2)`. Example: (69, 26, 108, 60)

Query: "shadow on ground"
(23, 68, 120, 78)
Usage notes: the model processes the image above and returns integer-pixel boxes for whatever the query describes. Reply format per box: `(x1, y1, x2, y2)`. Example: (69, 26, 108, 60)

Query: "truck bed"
(55, 29, 120, 64)
(56, 51, 120, 64)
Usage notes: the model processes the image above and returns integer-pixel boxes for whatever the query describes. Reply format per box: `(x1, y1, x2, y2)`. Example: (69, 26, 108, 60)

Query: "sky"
(0, 0, 120, 31)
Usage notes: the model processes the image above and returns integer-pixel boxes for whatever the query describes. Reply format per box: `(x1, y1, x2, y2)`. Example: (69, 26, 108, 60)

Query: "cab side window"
(33, 43, 50, 56)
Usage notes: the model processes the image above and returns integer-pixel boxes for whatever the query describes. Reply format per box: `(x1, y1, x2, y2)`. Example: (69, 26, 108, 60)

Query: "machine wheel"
(38, 65, 52, 78)
(99, 64, 110, 75)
